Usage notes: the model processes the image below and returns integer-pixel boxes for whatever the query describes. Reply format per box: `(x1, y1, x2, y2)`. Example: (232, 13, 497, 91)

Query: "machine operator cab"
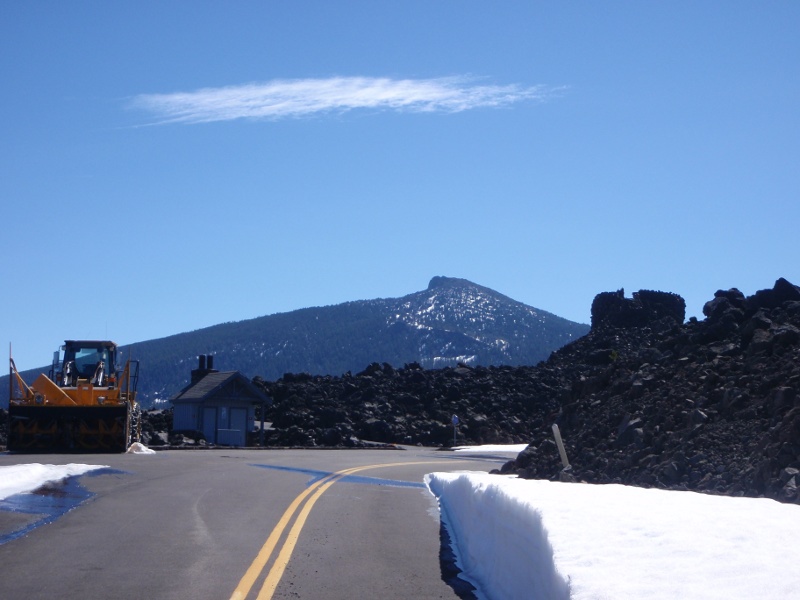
(55, 340, 118, 388)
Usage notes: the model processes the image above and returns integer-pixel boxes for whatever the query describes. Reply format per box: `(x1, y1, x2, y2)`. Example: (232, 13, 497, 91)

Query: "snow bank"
(452, 444, 528, 456)
(0, 464, 108, 501)
(427, 472, 800, 600)
(427, 473, 569, 599)
(126, 442, 157, 454)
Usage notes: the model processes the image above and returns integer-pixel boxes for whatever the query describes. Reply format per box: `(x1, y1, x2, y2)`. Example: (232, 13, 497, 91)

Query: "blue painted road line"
(250, 463, 427, 489)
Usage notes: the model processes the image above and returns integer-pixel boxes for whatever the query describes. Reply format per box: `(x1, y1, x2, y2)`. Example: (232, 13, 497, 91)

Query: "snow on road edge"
(0, 464, 108, 500)
(425, 472, 570, 600)
(426, 472, 800, 600)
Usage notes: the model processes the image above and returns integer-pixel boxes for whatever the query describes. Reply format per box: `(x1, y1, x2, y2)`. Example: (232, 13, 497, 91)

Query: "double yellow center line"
(229, 460, 447, 600)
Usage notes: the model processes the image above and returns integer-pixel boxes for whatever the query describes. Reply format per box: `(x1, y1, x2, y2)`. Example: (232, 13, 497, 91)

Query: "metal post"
(8, 343, 12, 404)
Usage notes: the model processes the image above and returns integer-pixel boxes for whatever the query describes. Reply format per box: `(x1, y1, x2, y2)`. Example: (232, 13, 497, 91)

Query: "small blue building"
(171, 355, 271, 446)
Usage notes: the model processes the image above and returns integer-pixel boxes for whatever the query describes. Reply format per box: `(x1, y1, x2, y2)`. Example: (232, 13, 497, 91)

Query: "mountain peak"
(427, 276, 475, 290)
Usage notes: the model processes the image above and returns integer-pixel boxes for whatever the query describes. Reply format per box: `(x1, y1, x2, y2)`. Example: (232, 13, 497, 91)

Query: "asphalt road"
(0, 447, 508, 600)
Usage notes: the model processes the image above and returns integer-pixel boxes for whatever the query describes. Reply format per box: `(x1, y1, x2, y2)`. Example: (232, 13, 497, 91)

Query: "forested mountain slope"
(2, 277, 588, 407)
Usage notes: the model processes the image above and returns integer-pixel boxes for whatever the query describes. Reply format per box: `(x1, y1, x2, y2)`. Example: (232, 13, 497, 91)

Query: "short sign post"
(552, 423, 570, 469)
(452, 414, 459, 447)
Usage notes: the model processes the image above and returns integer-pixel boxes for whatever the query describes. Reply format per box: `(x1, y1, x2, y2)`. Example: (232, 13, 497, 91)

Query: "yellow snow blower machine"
(7, 340, 140, 452)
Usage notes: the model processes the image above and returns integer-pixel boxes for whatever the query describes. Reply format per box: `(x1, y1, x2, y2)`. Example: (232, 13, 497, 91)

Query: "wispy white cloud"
(129, 76, 560, 124)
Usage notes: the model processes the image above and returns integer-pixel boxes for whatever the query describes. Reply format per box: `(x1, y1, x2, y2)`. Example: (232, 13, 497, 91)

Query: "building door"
(203, 407, 217, 443)
(230, 407, 247, 446)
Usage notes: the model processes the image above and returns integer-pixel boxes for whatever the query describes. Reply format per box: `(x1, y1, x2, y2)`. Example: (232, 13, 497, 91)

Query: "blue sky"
(2, 2, 798, 371)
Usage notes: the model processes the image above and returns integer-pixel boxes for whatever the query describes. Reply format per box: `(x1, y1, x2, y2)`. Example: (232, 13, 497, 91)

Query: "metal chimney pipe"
(207, 354, 214, 370)
(199, 355, 206, 370)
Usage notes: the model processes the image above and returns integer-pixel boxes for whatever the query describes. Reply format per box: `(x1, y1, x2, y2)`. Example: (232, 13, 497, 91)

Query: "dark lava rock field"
(253, 278, 800, 504)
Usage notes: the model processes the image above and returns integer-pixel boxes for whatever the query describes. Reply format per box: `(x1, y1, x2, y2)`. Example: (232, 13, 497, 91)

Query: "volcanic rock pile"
(253, 362, 563, 448)
(505, 278, 800, 504)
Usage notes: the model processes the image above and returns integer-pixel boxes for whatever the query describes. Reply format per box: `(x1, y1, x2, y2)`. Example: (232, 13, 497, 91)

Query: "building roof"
(171, 370, 271, 404)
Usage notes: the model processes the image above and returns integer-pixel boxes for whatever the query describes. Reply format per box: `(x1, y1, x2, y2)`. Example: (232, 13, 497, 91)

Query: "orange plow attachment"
(7, 405, 131, 453)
